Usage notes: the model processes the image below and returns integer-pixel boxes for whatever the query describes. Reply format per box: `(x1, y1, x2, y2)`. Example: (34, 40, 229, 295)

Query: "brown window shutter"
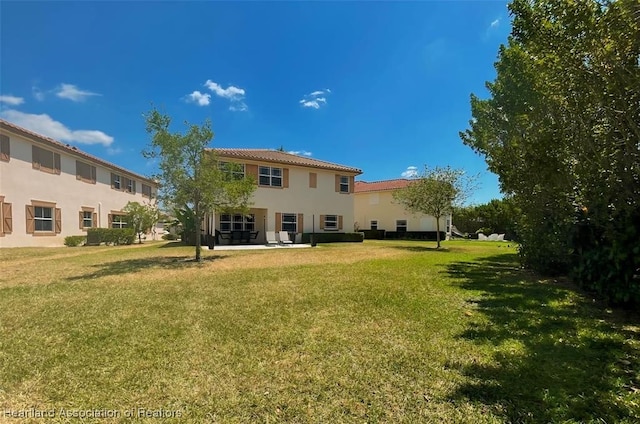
(297, 213, 303, 233)
(55, 208, 62, 233)
(349, 176, 355, 194)
(79, 211, 84, 229)
(309, 172, 317, 188)
(93, 212, 98, 228)
(111, 173, 116, 188)
(2, 202, 12, 234)
(32, 145, 40, 169)
(26, 205, 35, 234)
(54, 153, 61, 174)
(319, 215, 325, 230)
(275, 212, 282, 232)
(335, 175, 340, 192)
(91, 166, 96, 183)
(0, 134, 9, 161)
(246, 164, 259, 183)
(108, 214, 113, 228)
(338, 215, 343, 230)
(283, 168, 289, 188)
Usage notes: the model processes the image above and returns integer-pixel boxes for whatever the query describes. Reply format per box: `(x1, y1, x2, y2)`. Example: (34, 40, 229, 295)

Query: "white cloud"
(401, 166, 419, 178)
(0, 95, 25, 106)
(0, 109, 114, 147)
(186, 91, 211, 106)
(56, 83, 100, 102)
(203, 80, 247, 111)
(490, 18, 500, 28)
(107, 146, 123, 155)
(299, 89, 330, 109)
(287, 150, 312, 156)
(32, 86, 45, 101)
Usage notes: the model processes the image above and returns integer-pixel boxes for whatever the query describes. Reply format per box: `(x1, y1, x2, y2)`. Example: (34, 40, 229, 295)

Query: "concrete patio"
(205, 244, 313, 251)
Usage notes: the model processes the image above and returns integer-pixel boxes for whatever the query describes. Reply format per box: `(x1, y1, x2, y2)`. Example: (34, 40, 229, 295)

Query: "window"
(79, 208, 96, 229)
(370, 220, 378, 230)
(219, 161, 245, 180)
(219, 213, 255, 232)
(281, 213, 297, 232)
(111, 173, 121, 190)
(110, 214, 127, 228)
(26, 202, 60, 235)
(396, 220, 407, 233)
(76, 160, 96, 183)
(259, 166, 282, 187)
(125, 177, 136, 194)
(340, 176, 349, 193)
(32, 145, 61, 174)
(142, 184, 152, 198)
(0, 134, 9, 161)
(323, 215, 338, 231)
(0, 196, 12, 236)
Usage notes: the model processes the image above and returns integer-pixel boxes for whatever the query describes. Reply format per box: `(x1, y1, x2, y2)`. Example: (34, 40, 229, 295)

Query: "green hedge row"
(86, 228, 135, 246)
(64, 235, 86, 247)
(301, 232, 364, 244)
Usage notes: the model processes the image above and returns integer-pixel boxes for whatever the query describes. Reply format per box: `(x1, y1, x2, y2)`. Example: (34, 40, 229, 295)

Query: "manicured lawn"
(1, 240, 638, 423)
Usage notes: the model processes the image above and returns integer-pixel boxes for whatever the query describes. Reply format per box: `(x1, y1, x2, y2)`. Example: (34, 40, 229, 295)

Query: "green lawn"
(1, 240, 638, 423)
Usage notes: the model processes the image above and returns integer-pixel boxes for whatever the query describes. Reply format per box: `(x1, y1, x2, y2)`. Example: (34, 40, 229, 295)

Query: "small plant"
(64, 235, 86, 247)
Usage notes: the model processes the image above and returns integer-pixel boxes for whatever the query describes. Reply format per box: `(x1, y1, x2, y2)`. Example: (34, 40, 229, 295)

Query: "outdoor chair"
(266, 231, 279, 246)
(279, 231, 293, 245)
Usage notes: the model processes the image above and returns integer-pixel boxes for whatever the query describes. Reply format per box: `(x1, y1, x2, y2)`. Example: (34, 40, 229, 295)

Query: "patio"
(205, 244, 313, 251)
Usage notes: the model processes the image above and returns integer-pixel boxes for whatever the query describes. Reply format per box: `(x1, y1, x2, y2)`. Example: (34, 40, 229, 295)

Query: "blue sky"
(0, 1, 510, 204)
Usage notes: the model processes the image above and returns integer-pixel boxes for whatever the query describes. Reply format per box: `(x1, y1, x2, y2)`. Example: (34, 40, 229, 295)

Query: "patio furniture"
(266, 231, 279, 245)
(279, 231, 293, 245)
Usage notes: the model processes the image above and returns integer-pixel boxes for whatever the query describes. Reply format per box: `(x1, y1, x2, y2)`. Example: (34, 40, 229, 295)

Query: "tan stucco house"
(204, 149, 362, 244)
(0, 119, 158, 247)
(354, 179, 452, 237)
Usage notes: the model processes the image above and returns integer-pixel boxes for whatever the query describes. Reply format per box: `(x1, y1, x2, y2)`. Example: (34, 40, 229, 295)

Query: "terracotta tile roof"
(0, 119, 157, 185)
(212, 148, 362, 174)
(354, 178, 411, 193)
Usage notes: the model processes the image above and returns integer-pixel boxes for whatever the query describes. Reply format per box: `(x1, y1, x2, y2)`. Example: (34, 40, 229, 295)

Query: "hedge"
(384, 231, 447, 241)
(64, 235, 86, 247)
(360, 229, 386, 240)
(301, 232, 364, 244)
(86, 228, 135, 246)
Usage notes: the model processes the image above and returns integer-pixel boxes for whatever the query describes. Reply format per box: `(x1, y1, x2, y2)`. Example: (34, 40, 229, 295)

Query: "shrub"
(86, 228, 135, 246)
(384, 231, 446, 241)
(64, 235, 86, 247)
(361, 230, 386, 240)
(301, 232, 364, 244)
(162, 233, 178, 240)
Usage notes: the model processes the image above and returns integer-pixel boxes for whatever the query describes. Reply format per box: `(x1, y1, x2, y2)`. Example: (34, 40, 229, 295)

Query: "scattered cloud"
(32, 86, 45, 101)
(0, 109, 114, 147)
(0, 95, 25, 106)
(287, 150, 312, 157)
(55, 83, 101, 102)
(106, 146, 123, 155)
(490, 18, 500, 28)
(300, 89, 330, 109)
(186, 90, 211, 106)
(401, 166, 419, 178)
(203, 80, 248, 111)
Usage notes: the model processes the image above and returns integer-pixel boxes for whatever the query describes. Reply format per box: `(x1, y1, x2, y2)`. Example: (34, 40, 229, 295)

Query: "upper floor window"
(340, 176, 349, 193)
(259, 166, 282, 187)
(219, 161, 245, 180)
(32, 145, 61, 174)
(142, 184, 152, 198)
(111, 173, 135, 194)
(76, 160, 96, 184)
(126, 177, 136, 194)
(111, 173, 121, 190)
(0, 134, 10, 162)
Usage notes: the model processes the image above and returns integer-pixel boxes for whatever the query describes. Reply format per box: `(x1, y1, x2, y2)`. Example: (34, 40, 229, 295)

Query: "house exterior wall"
(0, 127, 157, 247)
(354, 190, 451, 234)
(208, 157, 359, 242)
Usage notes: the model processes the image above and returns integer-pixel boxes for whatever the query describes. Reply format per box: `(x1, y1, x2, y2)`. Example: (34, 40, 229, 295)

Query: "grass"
(0, 240, 638, 423)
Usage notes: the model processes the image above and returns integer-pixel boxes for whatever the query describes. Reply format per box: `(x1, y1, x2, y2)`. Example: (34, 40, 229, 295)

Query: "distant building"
(0, 119, 158, 247)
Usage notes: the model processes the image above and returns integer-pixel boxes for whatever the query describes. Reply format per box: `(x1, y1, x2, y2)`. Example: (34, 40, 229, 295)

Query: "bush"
(86, 228, 135, 246)
(162, 233, 178, 240)
(64, 235, 86, 247)
(361, 230, 386, 240)
(301, 232, 364, 244)
(384, 231, 446, 241)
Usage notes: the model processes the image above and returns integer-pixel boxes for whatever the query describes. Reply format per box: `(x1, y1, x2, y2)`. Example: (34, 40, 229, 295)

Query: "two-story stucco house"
(0, 119, 158, 247)
(354, 179, 452, 237)
(203, 149, 362, 244)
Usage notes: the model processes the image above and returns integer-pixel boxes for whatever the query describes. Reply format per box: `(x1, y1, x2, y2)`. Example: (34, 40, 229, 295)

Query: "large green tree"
(393, 166, 476, 248)
(461, 0, 639, 302)
(143, 109, 256, 261)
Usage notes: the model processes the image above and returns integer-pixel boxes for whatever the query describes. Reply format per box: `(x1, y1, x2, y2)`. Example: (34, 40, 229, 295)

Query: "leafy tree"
(143, 109, 256, 261)
(461, 0, 640, 303)
(393, 166, 477, 248)
(123, 201, 159, 244)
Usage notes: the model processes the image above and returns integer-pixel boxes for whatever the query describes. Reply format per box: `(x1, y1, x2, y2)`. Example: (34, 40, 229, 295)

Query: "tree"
(143, 108, 256, 261)
(123, 201, 159, 244)
(461, 0, 640, 303)
(393, 166, 477, 248)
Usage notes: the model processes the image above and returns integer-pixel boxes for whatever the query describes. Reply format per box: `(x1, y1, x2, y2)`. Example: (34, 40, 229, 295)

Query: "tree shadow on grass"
(65, 255, 226, 281)
(389, 245, 451, 253)
(446, 253, 640, 423)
